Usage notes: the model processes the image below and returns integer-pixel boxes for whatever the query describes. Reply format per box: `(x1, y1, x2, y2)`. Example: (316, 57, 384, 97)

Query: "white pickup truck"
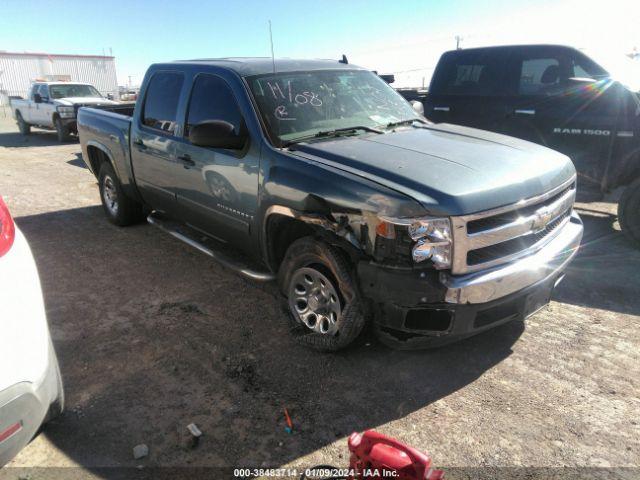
(10, 82, 119, 142)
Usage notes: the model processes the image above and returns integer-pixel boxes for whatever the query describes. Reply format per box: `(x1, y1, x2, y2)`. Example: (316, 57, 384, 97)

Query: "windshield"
(581, 50, 640, 92)
(247, 70, 419, 146)
(49, 84, 103, 99)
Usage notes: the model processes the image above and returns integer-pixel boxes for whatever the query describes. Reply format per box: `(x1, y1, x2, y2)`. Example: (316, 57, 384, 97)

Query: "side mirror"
(567, 77, 597, 85)
(33, 93, 42, 103)
(379, 74, 395, 84)
(189, 120, 246, 150)
(411, 100, 424, 116)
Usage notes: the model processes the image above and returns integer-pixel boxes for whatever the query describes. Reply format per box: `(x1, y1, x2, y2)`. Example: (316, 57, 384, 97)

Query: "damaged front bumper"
(358, 213, 583, 348)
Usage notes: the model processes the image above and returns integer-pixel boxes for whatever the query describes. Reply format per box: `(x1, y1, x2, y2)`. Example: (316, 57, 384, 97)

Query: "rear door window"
(141, 72, 184, 135)
(430, 51, 506, 95)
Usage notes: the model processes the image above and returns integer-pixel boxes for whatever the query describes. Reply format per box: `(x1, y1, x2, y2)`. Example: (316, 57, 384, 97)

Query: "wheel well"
(265, 215, 315, 271)
(265, 213, 364, 272)
(86, 145, 111, 176)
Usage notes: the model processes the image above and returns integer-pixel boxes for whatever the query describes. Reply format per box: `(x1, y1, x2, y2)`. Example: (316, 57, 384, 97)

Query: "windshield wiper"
(385, 118, 429, 129)
(314, 125, 384, 137)
(283, 125, 383, 148)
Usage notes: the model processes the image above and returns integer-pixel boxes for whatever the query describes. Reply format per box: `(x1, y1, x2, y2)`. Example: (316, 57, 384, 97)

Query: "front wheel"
(16, 111, 31, 135)
(278, 237, 368, 351)
(618, 177, 640, 247)
(54, 117, 71, 142)
(98, 163, 145, 226)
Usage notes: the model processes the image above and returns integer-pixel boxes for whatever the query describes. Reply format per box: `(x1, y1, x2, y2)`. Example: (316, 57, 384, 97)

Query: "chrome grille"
(450, 177, 576, 274)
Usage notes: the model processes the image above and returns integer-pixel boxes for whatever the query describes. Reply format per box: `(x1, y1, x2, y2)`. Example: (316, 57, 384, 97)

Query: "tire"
(618, 177, 640, 247)
(278, 237, 368, 351)
(98, 162, 145, 226)
(16, 111, 31, 135)
(54, 117, 71, 143)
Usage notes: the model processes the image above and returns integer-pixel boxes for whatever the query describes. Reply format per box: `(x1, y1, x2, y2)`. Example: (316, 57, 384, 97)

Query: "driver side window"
(518, 57, 562, 95)
(40, 85, 50, 100)
(185, 74, 243, 138)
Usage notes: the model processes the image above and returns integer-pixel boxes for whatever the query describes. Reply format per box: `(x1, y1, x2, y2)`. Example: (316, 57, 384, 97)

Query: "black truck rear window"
(430, 50, 507, 96)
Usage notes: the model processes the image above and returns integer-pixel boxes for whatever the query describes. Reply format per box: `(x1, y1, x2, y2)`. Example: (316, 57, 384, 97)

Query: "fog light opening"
(404, 309, 452, 332)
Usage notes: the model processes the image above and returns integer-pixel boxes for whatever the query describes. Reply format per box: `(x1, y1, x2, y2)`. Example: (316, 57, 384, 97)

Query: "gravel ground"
(0, 113, 638, 479)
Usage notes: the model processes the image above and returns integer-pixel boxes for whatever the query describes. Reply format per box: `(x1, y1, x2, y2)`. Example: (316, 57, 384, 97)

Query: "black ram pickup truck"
(419, 44, 640, 245)
(77, 58, 583, 350)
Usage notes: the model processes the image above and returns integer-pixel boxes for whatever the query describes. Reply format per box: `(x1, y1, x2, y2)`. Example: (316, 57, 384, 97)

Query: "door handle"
(433, 106, 450, 112)
(177, 154, 195, 168)
(515, 109, 536, 115)
(133, 138, 146, 149)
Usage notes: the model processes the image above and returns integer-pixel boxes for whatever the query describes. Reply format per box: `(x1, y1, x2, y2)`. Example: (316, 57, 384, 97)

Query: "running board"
(147, 212, 275, 282)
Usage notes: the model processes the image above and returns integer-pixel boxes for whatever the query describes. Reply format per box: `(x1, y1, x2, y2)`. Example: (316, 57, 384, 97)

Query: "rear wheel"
(278, 237, 368, 351)
(618, 177, 640, 247)
(16, 111, 31, 135)
(98, 163, 144, 226)
(54, 117, 71, 142)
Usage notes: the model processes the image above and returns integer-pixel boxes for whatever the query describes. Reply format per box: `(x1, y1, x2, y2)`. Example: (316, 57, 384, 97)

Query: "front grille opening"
(474, 299, 520, 328)
(404, 308, 452, 332)
(467, 209, 571, 265)
(467, 184, 574, 234)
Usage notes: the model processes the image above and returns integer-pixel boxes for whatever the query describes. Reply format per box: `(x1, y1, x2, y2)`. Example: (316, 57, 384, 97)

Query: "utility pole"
(455, 35, 463, 50)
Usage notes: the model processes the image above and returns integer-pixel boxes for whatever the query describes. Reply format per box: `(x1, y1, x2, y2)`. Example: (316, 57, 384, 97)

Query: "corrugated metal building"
(0, 51, 118, 105)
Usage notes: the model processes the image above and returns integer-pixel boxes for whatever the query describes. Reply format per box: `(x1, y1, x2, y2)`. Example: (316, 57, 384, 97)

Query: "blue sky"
(1, 0, 637, 87)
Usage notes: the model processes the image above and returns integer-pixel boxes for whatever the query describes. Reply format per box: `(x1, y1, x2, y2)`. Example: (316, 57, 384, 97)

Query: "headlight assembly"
(377, 216, 452, 269)
(408, 218, 452, 268)
(56, 106, 75, 118)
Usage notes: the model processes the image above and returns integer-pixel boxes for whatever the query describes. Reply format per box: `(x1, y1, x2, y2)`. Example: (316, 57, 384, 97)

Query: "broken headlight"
(408, 218, 452, 268)
(374, 216, 452, 269)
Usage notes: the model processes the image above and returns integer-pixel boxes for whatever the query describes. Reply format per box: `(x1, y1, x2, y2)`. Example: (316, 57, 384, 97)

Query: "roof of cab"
(169, 57, 365, 76)
(442, 44, 578, 55)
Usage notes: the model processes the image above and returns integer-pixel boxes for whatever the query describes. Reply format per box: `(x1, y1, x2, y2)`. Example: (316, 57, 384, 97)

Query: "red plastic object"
(0, 197, 16, 258)
(348, 430, 444, 480)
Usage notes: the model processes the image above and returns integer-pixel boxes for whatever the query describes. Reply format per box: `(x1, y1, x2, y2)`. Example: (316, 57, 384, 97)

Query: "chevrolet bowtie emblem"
(531, 206, 553, 232)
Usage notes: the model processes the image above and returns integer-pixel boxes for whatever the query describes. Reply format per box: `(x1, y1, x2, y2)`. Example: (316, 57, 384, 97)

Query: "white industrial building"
(0, 51, 119, 106)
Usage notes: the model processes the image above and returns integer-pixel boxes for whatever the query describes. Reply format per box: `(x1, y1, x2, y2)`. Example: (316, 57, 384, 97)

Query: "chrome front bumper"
(441, 212, 583, 304)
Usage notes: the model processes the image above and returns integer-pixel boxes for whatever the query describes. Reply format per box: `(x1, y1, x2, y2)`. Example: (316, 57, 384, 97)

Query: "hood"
(290, 123, 576, 216)
(54, 97, 119, 106)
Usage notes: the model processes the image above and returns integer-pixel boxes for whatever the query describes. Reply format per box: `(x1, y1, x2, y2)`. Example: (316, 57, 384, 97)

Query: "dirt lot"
(0, 111, 639, 479)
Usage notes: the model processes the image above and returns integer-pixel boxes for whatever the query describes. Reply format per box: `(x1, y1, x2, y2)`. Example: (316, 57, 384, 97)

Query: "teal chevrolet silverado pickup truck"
(77, 57, 583, 350)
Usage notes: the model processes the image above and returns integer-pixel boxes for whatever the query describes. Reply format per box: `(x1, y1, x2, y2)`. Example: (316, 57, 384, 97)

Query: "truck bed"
(77, 106, 136, 192)
(84, 102, 136, 117)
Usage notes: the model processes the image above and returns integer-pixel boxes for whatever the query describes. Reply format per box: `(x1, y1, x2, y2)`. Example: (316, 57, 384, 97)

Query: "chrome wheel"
(102, 175, 119, 216)
(288, 267, 341, 335)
